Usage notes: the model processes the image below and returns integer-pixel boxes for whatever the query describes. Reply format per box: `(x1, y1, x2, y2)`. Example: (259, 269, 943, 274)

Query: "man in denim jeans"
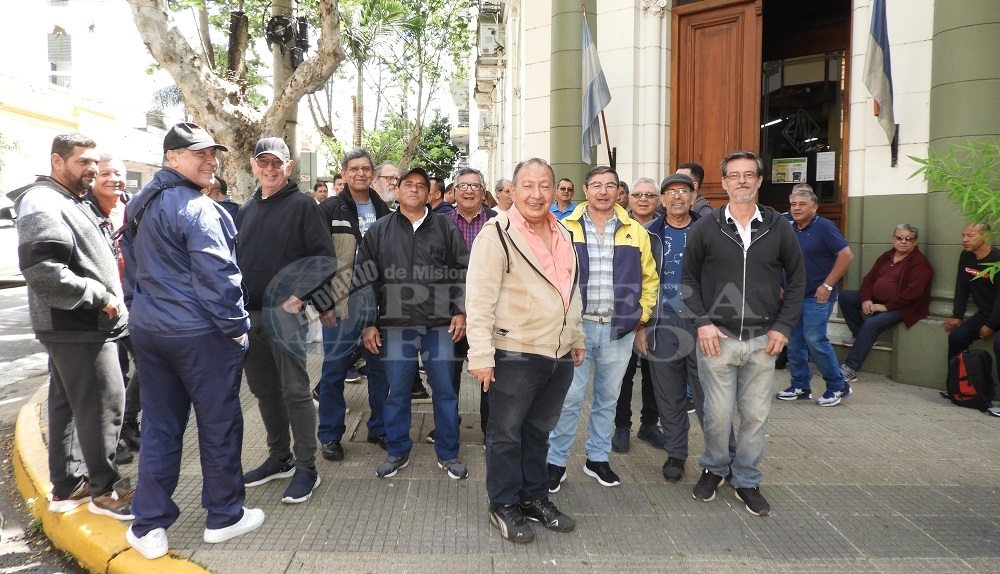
(547, 165, 658, 490)
(777, 184, 854, 407)
(682, 150, 805, 517)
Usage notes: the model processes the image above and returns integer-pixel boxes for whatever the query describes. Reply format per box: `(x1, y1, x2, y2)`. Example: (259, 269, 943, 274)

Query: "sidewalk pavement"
(14, 346, 1000, 573)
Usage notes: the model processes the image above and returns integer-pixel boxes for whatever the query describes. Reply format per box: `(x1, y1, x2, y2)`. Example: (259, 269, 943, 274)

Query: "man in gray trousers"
(9, 133, 133, 519)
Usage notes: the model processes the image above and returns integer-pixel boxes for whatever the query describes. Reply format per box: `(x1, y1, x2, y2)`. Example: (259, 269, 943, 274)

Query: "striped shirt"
(582, 209, 617, 316)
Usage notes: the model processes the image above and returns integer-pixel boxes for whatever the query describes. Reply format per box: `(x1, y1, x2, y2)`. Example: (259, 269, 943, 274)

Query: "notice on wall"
(771, 158, 807, 184)
(816, 151, 836, 182)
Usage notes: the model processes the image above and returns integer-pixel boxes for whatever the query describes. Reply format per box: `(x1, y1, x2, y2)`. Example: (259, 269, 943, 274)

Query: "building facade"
(472, 0, 1000, 387)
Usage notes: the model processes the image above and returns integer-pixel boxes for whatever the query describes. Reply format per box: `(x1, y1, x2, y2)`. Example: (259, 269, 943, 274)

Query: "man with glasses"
(431, 168, 496, 444)
(644, 173, 707, 483)
(237, 137, 337, 505)
(612, 177, 667, 454)
(547, 166, 658, 491)
(551, 178, 575, 220)
(682, 150, 805, 517)
(316, 148, 392, 462)
(838, 223, 933, 384)
(374, 162, 400, 206)
(777, 184, 854, 407)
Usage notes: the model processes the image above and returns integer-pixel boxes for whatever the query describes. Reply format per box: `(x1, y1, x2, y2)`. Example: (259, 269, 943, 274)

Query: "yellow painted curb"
(13, 381, 209, 574)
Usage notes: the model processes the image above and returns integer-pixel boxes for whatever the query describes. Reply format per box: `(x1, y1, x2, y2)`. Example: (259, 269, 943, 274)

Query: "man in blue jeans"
(316, 148, 392, 461)
(777, 184, 855, 407)
(547, 165, 658, 490)
(359, 167, 470, 480)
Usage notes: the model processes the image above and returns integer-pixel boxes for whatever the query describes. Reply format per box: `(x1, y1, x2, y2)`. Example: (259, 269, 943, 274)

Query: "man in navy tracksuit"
(121, 123, 262, 559)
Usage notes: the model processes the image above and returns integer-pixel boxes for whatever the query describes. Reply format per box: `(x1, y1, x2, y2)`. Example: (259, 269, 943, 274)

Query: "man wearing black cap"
(358, 166, 470, 480)
(120, 123, 262, 559)
(645, 172, 704, 483)
(236, 136, 337, 504)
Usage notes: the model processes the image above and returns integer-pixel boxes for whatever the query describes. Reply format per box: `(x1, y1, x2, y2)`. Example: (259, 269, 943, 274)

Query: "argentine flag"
(581, 13, 611, 164)
(862, 0, 895, 144)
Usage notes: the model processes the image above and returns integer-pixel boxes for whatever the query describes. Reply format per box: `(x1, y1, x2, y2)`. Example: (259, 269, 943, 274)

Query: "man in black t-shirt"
(943, 222, 1000, 405)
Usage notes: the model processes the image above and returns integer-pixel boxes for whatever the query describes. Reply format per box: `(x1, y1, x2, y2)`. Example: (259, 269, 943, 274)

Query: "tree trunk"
(227, 11, 249, 91)
(128, 0, 344, 202)
(196, 5, 214, 70)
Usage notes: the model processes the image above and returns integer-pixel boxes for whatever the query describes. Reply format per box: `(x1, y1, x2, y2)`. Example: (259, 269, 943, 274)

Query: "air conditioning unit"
(479, 23, 501, 57)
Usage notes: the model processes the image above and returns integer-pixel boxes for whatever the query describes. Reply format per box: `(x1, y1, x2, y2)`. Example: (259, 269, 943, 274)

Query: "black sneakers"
(375, 454, 409, 478)
(636, 424, 668, 450)
(244, 455, 295, 487)
(583, 459, 621, 487)
(547, 464, 566, 493)
(662, 457, 685, 482)
(490, 504, 535, 543)
(735, 486, 771, 516)
(321, 440, 344, 461)
(692, 469, 726, 502)
(281, 467, 321, 504)
(520, 499, 575, 532)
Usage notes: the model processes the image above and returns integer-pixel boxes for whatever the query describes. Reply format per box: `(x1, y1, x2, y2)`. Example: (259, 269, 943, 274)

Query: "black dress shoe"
(321, 440, 344, 461)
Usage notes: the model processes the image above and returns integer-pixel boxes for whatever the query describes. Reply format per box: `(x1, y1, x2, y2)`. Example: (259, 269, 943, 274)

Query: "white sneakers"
(126, 507, 265, 560)
(203, 507, 266, 544)
(126, 526, 169, 560)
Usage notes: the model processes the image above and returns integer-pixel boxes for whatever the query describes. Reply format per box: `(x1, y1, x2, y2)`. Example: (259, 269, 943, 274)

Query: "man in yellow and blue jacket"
(547, 165, 659, 493)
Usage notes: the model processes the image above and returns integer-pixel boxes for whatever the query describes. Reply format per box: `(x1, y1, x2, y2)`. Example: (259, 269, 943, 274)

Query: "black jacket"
(681, 204, 805, 340)
(236, 180, 336, 312)
(357, 208, 469, 328)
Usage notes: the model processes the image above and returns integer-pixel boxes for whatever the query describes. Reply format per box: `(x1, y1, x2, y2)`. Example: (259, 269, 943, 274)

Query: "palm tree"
(340, 0, 406, 148)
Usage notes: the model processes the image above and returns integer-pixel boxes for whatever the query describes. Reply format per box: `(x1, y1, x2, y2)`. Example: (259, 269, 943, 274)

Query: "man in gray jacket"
(10, 133, 132, 520)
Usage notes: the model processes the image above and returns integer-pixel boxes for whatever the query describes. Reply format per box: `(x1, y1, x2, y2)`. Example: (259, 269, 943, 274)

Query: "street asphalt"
(14, 342, 1000, 573)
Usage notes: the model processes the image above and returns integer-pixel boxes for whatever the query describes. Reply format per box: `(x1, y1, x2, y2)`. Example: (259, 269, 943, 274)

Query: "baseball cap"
(253, 137, 291, 163)
(163, 122, 229, 153)
(660, 173, 695, 193)
(398, 166, 430, 187)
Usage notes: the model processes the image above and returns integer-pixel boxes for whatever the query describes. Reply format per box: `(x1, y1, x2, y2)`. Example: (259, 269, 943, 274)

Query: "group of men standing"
(26, 120, 994, 556)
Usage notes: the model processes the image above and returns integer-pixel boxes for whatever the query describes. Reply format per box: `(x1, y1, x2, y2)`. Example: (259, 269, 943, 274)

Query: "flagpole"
(600, 110, 615, 169)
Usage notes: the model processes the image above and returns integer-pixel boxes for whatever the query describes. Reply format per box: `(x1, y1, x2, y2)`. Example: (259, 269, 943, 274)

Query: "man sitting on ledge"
(838, 223, 933, 384)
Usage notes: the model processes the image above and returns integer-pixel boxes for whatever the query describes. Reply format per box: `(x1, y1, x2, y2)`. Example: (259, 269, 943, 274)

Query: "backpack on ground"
(945, 349, 996, 411)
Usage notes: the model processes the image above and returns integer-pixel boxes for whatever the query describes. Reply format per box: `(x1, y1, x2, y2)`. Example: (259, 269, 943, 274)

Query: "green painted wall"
(841, 1, 1000, 388)
(550, 0, 596, 201)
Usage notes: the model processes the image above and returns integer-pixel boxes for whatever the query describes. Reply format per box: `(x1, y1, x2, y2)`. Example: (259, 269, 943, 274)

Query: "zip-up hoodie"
(9, 176, 127, 343)
(465, 213, 585, 370)
(682, 204, 805, 340)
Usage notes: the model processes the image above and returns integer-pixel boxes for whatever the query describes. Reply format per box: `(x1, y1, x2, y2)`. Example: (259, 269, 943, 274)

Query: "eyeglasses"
(630, 192, 657, 199)
(346, 166, 373, 175)
(724, 171, 760, 181)
(254, 158, 284, 169)
(662, 188, 692, 197)
(456, 182, 484, 191)
(379, 175, 400, 183)
(587, 182, 620, 192)
(893, 235, 916, 242)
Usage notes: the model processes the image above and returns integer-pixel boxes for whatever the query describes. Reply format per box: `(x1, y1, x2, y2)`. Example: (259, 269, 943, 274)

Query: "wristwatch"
(821, 283, 834, 291)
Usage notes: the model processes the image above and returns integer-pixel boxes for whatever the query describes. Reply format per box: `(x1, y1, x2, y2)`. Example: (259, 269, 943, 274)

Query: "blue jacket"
(120, 168, 249, 338)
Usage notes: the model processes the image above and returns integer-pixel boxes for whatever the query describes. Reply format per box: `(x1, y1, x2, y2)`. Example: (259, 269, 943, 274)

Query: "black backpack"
(945, 349, 996, 411)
